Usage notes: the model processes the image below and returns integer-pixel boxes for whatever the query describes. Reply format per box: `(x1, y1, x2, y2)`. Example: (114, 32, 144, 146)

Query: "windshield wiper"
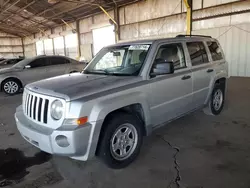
(84, 69, 131, 76)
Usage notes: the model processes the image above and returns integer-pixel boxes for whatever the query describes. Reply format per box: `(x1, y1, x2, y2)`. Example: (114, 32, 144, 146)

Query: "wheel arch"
(86, 92, 152, 158)
(205, 76, 227, 105)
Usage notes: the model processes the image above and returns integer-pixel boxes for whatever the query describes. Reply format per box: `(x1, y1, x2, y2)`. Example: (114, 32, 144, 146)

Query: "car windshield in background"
(84, 44, 151, 76)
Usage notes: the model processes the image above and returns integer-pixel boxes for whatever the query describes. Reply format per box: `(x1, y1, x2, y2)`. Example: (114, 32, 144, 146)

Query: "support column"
(21, 37, 25, 57)
(63, 36, 67, 56)
(76, 20, 81, 59)
(51, 29, 55, 55)
(184, 0, 192, 35)
(114, 5, 120, 42)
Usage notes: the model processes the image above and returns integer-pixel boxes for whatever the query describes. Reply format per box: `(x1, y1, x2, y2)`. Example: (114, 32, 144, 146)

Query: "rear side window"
(50, 57, 70, 65)
(207, 41, 223, 61)
(187, 42, 209, 66)
(29, 58, 50, 68)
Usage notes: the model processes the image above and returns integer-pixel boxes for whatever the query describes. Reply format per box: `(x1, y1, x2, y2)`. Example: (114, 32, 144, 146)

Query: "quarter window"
(187, 42, 209, 66)
(207, 41, 223, 61)
(153, 43, 186, 70)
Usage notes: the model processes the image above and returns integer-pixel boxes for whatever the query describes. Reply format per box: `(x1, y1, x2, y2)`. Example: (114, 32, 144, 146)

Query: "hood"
(27, 73, 143, 101)
(0, 64, 13, 69)
(0, 66, 19, 74)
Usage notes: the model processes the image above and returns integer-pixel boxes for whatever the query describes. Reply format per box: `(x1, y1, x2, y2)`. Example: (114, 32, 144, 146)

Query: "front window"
(84, 44, 151, 76)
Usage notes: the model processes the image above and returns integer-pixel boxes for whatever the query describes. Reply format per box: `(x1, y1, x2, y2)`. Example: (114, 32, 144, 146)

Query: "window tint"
(187, 42, 209, 66)
(153, 43, 186, 70)
(50, 57, 70, 65)
(207, 41, 223, 61)
(29, 58, 50, 68)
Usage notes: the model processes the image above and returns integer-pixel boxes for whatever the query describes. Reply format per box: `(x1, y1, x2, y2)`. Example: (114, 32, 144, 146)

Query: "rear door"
(186, 41, 214, 108)
(47, 57, 71, 77)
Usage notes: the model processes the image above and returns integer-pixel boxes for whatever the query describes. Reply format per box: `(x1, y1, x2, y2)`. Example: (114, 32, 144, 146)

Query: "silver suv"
(15, 35, 228, 169)
(0, 55, 82, 95)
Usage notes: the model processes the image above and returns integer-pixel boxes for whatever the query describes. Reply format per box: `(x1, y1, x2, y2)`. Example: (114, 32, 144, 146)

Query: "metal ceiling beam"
(0, 25, 23, 37)
(0, 19, 35, 35)
(10, 1, 61, 26)
(3, 0, 37, 21)
(0, 0, 21, 15)
(6, 9, 49, 28)
(27, 3, 91, 28)
(27, 0, 133, 28)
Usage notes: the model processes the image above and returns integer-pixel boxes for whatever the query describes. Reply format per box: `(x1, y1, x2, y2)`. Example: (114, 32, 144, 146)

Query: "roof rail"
(176, 34, 212, 38)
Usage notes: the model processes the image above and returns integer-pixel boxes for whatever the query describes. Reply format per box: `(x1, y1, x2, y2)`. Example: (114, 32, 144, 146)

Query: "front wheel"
(97, 112, 143, 169)
(2, 79, 21, 95)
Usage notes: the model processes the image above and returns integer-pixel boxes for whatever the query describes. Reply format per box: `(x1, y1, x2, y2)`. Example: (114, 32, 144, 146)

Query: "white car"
(0, 55, 83, 95)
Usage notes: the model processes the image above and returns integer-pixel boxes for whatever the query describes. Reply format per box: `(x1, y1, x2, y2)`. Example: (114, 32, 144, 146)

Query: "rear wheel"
(2, 79, 21, 95)
(97, 112, 143, 169)
(204, 83, 225, 115)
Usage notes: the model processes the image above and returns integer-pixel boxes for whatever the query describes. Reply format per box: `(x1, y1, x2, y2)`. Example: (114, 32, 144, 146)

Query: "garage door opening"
(92, 25, 116, 55)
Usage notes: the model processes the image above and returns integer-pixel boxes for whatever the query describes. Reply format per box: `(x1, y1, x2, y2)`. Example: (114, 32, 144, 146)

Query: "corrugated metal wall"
(0, 32, 24, 58)
(23, 36, 36, 58)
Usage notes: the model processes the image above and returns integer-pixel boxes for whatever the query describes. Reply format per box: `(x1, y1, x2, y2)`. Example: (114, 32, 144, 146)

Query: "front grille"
(24, 92, 49, 124)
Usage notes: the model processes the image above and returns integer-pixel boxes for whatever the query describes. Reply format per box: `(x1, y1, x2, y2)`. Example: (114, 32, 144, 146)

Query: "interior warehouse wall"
(23, 0, 249, 77)
(23, 36, 36, 58)
(119, 0, 250, 77)
(0, 32, 24, 58)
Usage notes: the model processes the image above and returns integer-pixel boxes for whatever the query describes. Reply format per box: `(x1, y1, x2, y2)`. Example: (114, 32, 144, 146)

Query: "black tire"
(209, 83, 225, 115)
(2, 79, 21, 95)
(97, 112, 143, 169)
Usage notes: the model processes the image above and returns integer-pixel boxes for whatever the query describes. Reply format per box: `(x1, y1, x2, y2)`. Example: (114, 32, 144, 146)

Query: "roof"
(0, 0, 142, 37)
(111, 35, 215, 47)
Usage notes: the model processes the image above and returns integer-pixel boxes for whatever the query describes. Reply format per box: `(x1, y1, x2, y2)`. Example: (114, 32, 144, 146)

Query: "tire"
(97, 112, 143, 169)
(2, 79, 21, 95)
(204, 83, 225, 115)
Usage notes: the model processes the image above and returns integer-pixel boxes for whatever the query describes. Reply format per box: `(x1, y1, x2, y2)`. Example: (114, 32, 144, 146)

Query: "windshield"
(0, 60, 8, 65)
(84, 44, 151, 76)
(13, 58, 32, 68)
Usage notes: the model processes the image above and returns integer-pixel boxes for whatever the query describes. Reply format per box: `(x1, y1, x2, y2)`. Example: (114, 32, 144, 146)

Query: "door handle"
(207, 69, 214, 73)
(181, 75, 191, 80)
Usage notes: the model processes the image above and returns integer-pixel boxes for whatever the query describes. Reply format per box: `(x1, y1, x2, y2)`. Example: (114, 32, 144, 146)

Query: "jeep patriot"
(15, 35, 228, 169)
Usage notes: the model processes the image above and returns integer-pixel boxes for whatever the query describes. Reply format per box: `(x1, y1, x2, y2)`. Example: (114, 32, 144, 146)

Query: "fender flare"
(205, 72, 227, 104)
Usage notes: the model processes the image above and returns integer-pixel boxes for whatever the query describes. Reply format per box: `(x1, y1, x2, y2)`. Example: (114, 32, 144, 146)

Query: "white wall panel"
(120, 14, 186, 40)
(122, 0, 182, 25)
(193, 23, 250, 77)
(203, 0, 240, 8)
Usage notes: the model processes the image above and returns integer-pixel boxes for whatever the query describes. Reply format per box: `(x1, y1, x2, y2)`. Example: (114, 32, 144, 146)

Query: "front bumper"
(15, 106, 92, 160)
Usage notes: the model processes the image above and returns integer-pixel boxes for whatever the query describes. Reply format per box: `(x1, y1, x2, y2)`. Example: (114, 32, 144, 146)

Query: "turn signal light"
(76, 117, 88, 126)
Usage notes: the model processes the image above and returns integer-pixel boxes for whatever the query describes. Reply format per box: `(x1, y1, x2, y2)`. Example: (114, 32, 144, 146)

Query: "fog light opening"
(55, 135, 70, 148)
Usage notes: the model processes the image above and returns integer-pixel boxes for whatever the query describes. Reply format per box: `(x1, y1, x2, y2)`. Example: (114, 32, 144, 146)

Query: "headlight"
(51, 100, 63, 120)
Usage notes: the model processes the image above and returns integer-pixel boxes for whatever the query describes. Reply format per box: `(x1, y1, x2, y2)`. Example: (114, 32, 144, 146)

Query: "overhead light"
(23, 9, 27, 12)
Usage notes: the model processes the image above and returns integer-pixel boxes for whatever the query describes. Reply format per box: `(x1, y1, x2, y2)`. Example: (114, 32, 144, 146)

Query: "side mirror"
(25, 65, 31, 69)
(150, 61, 174, 77)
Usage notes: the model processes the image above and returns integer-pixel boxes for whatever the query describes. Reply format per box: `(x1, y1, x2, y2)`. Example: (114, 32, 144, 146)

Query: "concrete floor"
(0, 77, 250, 188)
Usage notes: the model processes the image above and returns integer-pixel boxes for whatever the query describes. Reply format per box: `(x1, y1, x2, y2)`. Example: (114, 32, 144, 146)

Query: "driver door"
(148, 43, 193, 126)
(21, 57, 50, 84)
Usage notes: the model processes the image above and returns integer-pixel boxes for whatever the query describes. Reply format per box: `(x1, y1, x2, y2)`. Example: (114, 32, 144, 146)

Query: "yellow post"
(184, 0, 192, 35)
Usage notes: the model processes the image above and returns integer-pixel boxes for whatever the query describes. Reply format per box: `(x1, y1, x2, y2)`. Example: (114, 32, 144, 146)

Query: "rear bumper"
(15, 106, 92, 161)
